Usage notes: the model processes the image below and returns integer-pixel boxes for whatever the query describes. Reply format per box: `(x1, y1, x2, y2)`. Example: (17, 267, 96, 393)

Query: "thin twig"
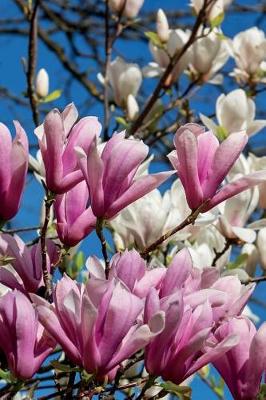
(140, 204, 206, 258)
(27, 0, 40, 126)
(40, 188, 55, 300)
(96, 218, 110, 278)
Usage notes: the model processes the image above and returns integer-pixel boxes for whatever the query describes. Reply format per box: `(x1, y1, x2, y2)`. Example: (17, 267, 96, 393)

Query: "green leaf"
(145, 31, 164, 48)
(216, 125, 228, 141)
(40, 89, 62, 103)
(258, 384, 266, 399)
(115, 117, 129, 128)
(210, 12, 224, 28)
(227, 253, 249, 270)
(161, 382, 192, 399)
(0, 368, 13, 382)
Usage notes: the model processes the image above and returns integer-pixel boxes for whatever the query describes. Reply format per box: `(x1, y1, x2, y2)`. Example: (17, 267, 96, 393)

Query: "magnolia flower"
(212, 317, 266, 400)
(35, 275, 164, 379)
(0, 233, 58, 293)
(107, 57, 142, 107)
(248, 153, 266, 208)
(168, 123, 266, 212)
(36, 68, 49, 98)
(87, 249, 166, 298)
(109, 0, 144, 18)
(127, 94, 139, 121)
(54, 180, 96, 247)
(0, 121, 28, 222)
(189, 30, 229, 84)
(77, 132, 173, 219)
(35, 103, 101, 194)
(156, 9, 170, 43)
(0, 290, 55, 379)
(190, 0, 232, 21)
(143, 29, 191, 86)
(229, 27, 266, 83)
(257, 228, 266, 270)
(145, 288, 238, 385)
(200, 89, 266, 137)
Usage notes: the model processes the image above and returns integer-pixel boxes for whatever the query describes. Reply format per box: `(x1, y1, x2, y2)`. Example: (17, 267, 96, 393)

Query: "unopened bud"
(36, 68, 49, 98)
(156, 9, 169, 43)
(127, 94, 139, 121)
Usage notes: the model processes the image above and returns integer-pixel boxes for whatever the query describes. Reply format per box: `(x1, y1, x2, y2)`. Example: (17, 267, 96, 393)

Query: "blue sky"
(0, 0, 266, 398)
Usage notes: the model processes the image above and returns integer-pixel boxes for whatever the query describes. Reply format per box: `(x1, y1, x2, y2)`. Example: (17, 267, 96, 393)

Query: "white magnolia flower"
(241, 243, 259, 277)
(101, 57, 142, 107)
(190, 0, 233, 21)
(248, 153, 266, 208)
(143, 29, 192, 85)
(200, 89, 266, 137)
(229, 27, 266, 83)
(257, 227, 266, 270)
(127, 94, 139, 121)
(156, 9, 170, 43)
(109, 0, 144, 18)
(35, 68, 49, 98)
(189, 30, 229, 84)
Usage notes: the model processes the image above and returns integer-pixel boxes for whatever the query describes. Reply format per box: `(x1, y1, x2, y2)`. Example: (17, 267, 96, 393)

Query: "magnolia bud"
(127, 94, 139, 121)
(156, 9, 169, 43)
(36, 68, 49, 98)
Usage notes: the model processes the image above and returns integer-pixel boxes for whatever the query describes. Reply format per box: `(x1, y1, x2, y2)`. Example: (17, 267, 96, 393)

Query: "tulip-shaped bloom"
(145, 289, 238, 384)
(109, 0, 144, 18)
(0, 234, 58, 293)
(35, 103, 101, 194)
(190, 0, 232, 21)
(230, 27, 266, 83)
(107, 57, 142, 107)
(77, 132, 173, 219)
(201, 89, 266, 137)
(212, 317, 266, 400)
(54, 180, 96, 247)
(0, 290, 55, 379)
(35, 275, 164, 379)
(168, 123, 266, 212)
(88, 249, 165, 298)
(0, 121, 28, 222)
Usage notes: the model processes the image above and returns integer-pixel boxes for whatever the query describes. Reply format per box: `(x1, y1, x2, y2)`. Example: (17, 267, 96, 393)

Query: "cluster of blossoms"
(1, 103, 266, 399)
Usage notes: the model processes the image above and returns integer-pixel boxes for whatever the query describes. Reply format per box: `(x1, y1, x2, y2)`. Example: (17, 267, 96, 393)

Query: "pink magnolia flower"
(0, 234, 58, 293)
(212, 317, 266, 400)
(35, 275, 164, 379)
(168, 123, 266, 212)
(144, 288, 238, 384)
(0, 121, 28, 222)
(35, 103, 101, 194)
(88, 249, 165, 298)
(77, 132, 173, 219)
(54, 180, 96, 246)
(0, 290, 55, 379)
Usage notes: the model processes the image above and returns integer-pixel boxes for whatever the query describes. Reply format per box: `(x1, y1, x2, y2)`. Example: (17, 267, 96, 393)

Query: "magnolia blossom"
(156, 9, 170, 43)
(190, 0, 232, 21)
(201, 89, 266, 137)
(54, 180, 96, 247)
(189, 30, 229, 84)
(168, 123, 266, 212)
(143, 29, 191, 86)
(35, 275, 164, 379)
(0, 234, 58, 293)
(77, 132, 173, 219)
(229, 27, 266, 83)
(248, 153, 266, 208)
(126, 94, 139, 121)
(212, 317, 266, 400)
(109, 0, 144, 18)
(0, 121, 28, 222)
(36, 68, 49, 98)
(107, 57, 142, 107)
(0, 290, 55, 379)
(35, 103, 101, 194)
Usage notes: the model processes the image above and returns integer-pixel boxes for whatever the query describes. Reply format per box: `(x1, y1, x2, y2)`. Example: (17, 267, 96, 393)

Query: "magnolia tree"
(1, 0, 266, 399)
